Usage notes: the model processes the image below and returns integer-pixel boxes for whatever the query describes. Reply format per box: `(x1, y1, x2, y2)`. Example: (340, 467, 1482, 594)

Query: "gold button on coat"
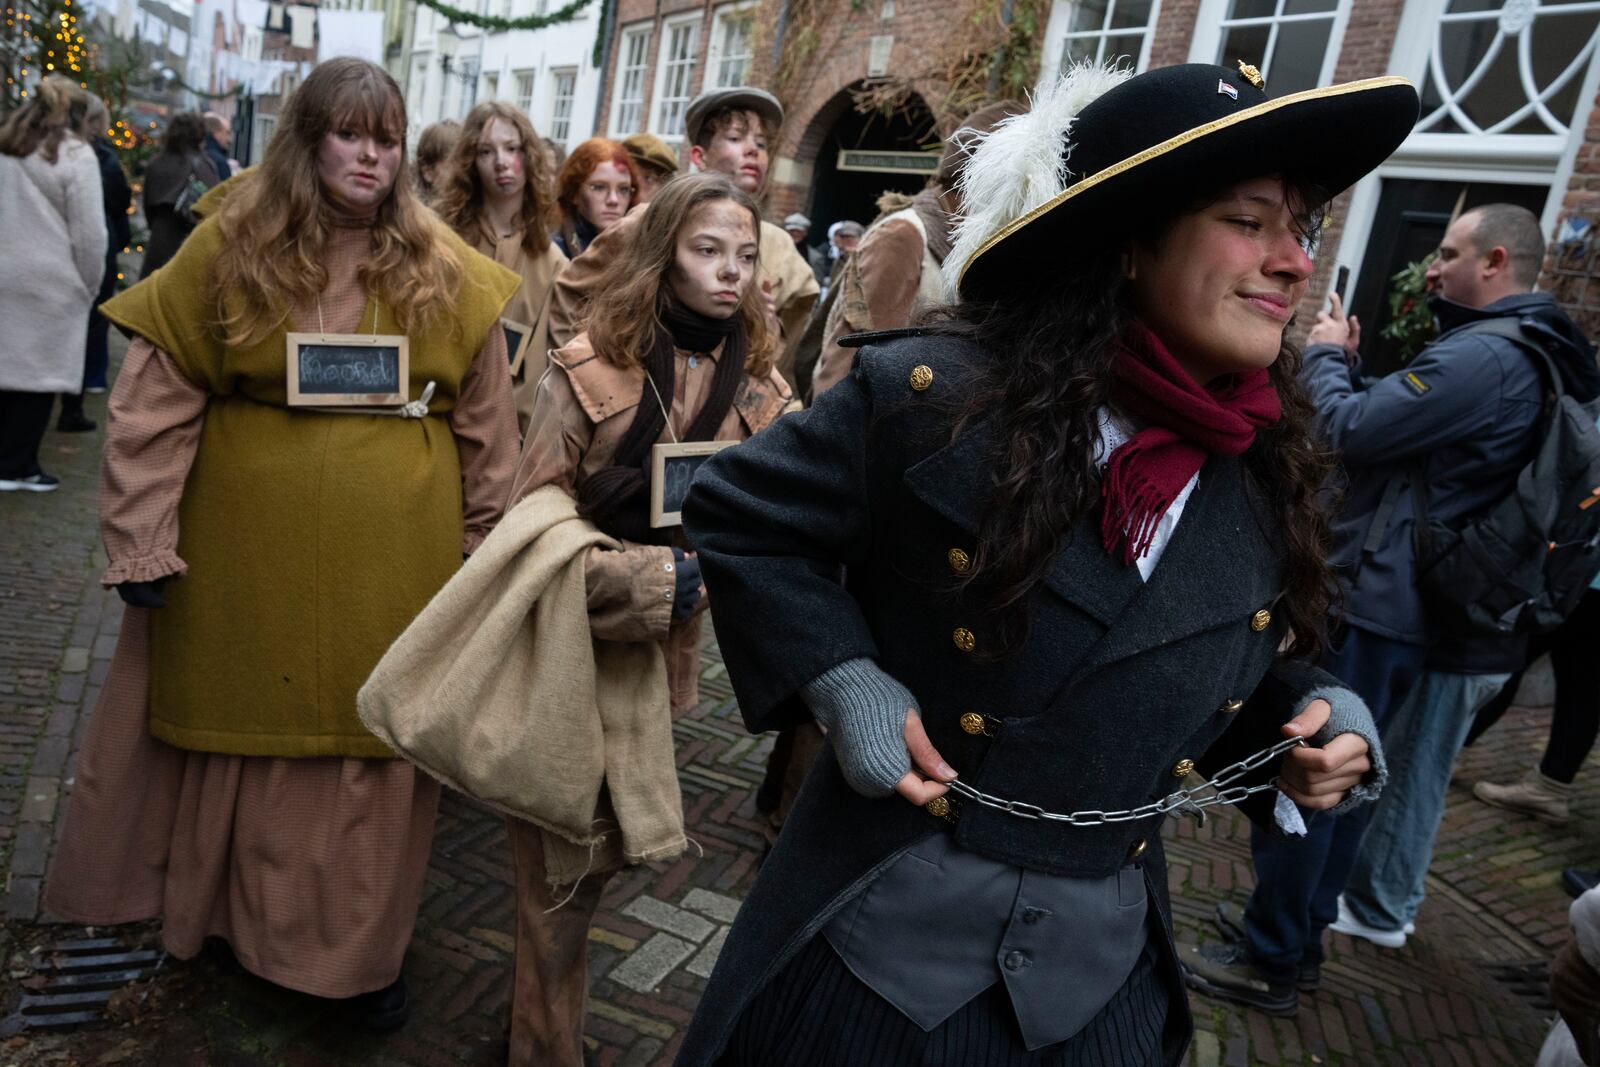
(1173, 759, 1195, 778)
(1127, 838, 1148, 860)
(1250, 608, 1272, 632)
(952, 627, 976, 653)
(947, 547, 971, 573)
(959, 712, 986, 735)
(909, 365, 934, 391)
(926, 796, 951, 819)
(1220, 698, 1244, 715)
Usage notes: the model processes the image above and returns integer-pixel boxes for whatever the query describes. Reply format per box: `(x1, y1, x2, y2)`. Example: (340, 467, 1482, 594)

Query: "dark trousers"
(61, 254, 118, 419)
(1242, 624, 1427, 977)
(0, 390, 56, 478)
(1463, 588, 1600, 782)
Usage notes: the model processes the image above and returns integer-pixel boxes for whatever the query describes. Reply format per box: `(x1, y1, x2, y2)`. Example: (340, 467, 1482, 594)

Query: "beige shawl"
(358, 485, 684, 879)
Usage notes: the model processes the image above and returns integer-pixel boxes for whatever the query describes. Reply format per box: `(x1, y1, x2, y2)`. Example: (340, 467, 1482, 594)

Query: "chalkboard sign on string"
(285, 332, 410, 407)
(501, 317, 533, 378)
(650, 441, 735, 528)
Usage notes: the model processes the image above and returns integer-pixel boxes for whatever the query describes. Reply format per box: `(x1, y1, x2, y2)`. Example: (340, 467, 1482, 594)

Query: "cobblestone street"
(0, 336, 1590, 1066)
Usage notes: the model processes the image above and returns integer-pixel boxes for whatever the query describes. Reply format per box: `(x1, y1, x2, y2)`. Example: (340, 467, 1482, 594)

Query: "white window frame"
(514, 69, 536, 116)
(705, 2, 755, 90)
(484, 71, 499, 101)
(1324, 0, 1600, 302)
(651, 13, 701, 141)
(1186, 0, 1352, 96)
(1391, 0, 1600, 158)
(1039, 0, 1162, 87)
(610, 23, 651, 136)
(548, 67, 577, 144)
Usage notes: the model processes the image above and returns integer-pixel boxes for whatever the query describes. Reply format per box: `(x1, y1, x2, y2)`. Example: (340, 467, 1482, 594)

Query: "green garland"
(412, 0, 594, 34)
(1378, 254, 1437, 364)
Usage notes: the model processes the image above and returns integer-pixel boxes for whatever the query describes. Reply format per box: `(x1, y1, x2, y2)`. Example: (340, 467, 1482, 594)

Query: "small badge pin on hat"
(1237, 59, 1265, 89)
(1217, 80, 1238, 99)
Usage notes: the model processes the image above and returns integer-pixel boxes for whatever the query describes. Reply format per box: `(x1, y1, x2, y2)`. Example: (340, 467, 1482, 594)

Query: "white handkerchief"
(1274, 790, 1307, 836)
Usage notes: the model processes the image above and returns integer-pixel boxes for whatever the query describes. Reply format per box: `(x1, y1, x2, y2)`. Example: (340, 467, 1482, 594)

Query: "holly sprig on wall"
(412, 0, 593, 34)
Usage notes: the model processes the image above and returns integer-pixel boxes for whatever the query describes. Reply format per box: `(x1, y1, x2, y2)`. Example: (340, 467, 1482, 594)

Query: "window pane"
(1064, 35, 1104, 65)
(1109, 0, 1152, 30)
(1070, 0, 1109, 34)
(1266, 19, 1332, 95)
(1103, 32, 1144, 67)
(1455, 27, 1537, 129)
(1281, 0, 1336, 13)
(1227, 0, 1277, 22)
(1216, 23, 1270, 71)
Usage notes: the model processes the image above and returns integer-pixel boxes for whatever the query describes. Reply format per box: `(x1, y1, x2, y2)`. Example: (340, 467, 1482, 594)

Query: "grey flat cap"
(684, 87, 784, 144)
(784, 213, 811, 230)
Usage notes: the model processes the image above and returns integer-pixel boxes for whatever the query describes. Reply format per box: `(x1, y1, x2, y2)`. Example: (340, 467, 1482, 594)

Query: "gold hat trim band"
(957, 75, 1415, 291)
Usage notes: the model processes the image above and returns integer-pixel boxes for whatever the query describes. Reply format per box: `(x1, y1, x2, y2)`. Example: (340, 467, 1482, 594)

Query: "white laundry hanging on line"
(317, 9, 384, 64)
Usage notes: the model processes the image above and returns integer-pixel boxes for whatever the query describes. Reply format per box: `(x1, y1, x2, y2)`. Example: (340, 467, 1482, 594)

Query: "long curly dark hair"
(932, 184, 1339, 661)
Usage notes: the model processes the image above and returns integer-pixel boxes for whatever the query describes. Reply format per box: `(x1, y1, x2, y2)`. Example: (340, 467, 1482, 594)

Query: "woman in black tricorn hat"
(674, 62, 1420, 1066)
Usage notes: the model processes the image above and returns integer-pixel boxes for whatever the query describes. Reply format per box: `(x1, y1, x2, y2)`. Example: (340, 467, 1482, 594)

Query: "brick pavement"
(0, 332, 1587, 1065)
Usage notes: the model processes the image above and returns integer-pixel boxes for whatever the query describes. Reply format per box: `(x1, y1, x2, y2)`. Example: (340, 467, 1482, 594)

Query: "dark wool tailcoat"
(676, 333, 1340, 1066)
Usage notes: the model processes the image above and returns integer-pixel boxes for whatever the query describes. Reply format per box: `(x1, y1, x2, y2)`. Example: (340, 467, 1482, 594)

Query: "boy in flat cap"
(550, 88, 818, 386)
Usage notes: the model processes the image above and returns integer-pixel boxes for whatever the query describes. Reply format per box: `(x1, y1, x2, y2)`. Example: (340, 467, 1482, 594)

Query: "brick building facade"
(586, 0, 1600, 359)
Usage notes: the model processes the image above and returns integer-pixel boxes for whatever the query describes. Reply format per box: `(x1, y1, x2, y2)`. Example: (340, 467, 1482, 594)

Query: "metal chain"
(943, 736, 1306, 826)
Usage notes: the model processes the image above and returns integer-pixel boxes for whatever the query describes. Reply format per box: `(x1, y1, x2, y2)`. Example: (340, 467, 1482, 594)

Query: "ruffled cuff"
(102, 551, 187, 587)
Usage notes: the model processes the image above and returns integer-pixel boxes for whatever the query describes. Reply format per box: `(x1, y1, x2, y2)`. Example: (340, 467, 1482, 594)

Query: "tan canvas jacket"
(508, 332, 795, 715)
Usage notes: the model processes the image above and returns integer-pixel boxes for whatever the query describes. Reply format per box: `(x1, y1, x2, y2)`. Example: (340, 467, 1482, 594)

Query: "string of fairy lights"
(3, 0, 84, 94)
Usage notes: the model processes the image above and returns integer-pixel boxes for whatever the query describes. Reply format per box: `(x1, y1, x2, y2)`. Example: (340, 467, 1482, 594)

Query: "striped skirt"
(717, 928, 1170, 1066)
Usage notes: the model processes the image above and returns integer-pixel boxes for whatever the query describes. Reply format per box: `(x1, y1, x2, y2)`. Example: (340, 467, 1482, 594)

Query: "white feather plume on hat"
(942, 61, 1134, 301)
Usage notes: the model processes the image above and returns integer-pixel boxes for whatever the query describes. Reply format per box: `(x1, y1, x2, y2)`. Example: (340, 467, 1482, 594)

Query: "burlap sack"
(358, 486, 684, 868)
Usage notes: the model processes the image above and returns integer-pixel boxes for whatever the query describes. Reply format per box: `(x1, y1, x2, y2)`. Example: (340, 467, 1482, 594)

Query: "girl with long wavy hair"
(672, 64, 1419, 1065)
(499, 170, 790, 1067)
(434, 100, 564, 429)
(552, 135, 639, 257)
(44, 57, 522, 1030)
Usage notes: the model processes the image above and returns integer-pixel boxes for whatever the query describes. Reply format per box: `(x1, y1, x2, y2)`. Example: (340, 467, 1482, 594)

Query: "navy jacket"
(92, 137, 132, 254)
(202, 134, 230, 188)
(677, 333, 1347, 1066)
(1302, 292, 1595, 670)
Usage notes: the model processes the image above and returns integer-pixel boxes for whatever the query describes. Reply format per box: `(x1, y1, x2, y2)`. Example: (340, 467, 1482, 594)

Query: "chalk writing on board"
(659, 454, 714, 515)
(650, 440, 734, 528)
(297, 346, 402, 394)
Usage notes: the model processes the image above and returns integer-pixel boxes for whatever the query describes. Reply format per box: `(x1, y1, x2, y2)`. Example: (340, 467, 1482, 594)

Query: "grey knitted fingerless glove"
(1299, 685, 1387, 814)
(801, 657, 916, 798)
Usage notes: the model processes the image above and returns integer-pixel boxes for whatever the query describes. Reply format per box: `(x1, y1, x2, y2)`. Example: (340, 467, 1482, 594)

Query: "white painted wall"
(403, 0, 600, 149)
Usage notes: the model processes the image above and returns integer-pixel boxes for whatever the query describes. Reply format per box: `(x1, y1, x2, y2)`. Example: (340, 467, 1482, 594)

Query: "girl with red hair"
(553, 136, 639, 257)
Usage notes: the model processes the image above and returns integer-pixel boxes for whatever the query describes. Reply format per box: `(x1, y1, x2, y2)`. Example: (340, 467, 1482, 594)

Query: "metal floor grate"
(1483, 958, 1554, 1014)
(3, 937, 166, 1034)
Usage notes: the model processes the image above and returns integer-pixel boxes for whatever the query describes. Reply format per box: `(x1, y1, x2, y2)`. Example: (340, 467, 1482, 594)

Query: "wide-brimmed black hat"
(952, 63, 1419, 302)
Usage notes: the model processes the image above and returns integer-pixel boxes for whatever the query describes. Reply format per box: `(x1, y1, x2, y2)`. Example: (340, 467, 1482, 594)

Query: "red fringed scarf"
(1101, 322, 1282, 565)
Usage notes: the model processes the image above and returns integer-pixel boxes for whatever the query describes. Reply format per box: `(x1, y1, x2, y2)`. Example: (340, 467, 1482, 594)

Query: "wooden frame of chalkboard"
(650, 440, 734, 528)
(285, 332, 410, 407)
(501, 317, 534, 378)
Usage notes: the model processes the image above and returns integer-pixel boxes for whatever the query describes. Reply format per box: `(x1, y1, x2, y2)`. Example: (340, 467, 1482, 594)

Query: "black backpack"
(1409, 317, 1600, 637)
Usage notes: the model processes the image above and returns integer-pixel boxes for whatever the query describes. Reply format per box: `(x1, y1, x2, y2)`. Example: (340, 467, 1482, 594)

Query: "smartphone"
(1334, 265, 1350, 304)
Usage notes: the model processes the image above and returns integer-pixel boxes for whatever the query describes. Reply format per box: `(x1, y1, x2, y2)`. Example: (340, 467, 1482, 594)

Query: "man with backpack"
(1311, 204, 1597, 949)
(1188, 202, 1599, 1011)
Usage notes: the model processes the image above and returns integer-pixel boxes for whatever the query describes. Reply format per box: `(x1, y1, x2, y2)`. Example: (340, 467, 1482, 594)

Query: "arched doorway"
(801, 83, 938, 234)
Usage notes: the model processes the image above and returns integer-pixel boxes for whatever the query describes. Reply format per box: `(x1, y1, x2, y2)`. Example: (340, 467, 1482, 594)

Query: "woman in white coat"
(0, 76, 107, 492)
